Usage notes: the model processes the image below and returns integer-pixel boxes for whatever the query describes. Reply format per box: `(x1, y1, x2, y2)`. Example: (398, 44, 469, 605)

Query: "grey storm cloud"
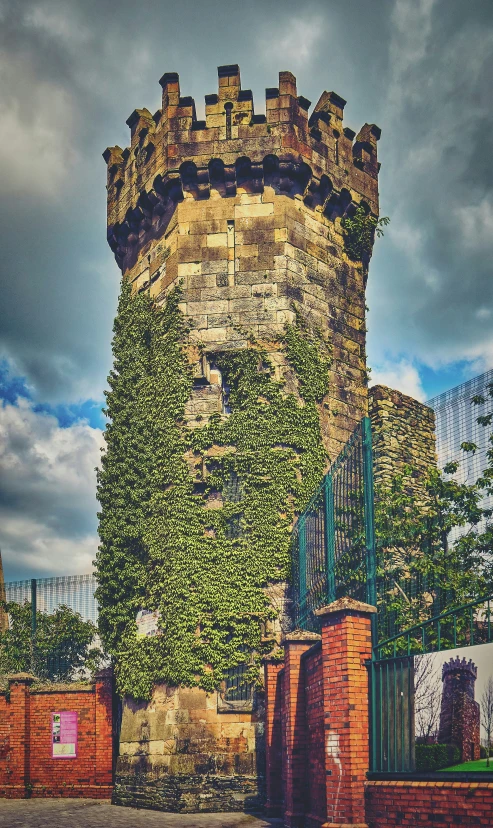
(367, 0, 493, 377)
(1, 0, 491, 403)
(0, 397, 103, 579)
(0, 0, 492, 576)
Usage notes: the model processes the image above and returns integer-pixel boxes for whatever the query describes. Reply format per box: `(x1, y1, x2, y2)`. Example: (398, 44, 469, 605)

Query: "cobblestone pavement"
(0, 799, 284, 828)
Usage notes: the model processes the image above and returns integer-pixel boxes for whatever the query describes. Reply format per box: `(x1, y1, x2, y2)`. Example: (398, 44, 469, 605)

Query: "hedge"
(415, 743, 461, 771)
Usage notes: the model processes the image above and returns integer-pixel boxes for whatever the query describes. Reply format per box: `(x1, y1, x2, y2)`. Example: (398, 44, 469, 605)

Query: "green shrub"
(415, 743, 460, 771)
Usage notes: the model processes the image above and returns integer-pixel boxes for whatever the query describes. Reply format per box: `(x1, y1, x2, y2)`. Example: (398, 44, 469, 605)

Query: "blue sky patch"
(421, 361, 483, 403)
(0, 359, 105, 430)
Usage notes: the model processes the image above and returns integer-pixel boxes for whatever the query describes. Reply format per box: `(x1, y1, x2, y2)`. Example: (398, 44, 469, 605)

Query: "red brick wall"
(318, 601, 373, 826)
(0, 673, 113, 799)
(365, 780, 493, 827)
(302, 644, 326, 828)
(262, 602, 493, 828)
(282, 638, 310, 826)
(263, 658, 284, 815)
(281, 632, 322, 827)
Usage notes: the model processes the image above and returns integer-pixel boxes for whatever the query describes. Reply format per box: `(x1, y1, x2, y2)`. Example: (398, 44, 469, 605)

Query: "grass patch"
(442, 758, 493, 772)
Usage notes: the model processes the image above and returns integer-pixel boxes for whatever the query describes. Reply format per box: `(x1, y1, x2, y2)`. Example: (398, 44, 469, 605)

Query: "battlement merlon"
(104, 65, 380, 243)
(442, 657, 478, 681)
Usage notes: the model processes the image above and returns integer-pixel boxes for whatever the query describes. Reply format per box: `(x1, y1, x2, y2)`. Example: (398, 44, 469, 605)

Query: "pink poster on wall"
(52, 711, 78, 758)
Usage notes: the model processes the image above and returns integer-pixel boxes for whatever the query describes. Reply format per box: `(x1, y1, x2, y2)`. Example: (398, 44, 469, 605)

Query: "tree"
(0, 601, 102, 682)
(414, 654, 442, 742)
(481, 676, 493, 767)
(374, 381, 493, 646)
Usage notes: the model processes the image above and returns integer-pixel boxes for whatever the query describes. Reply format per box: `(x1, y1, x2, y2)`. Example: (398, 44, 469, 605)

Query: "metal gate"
(291, 416, 376, 631)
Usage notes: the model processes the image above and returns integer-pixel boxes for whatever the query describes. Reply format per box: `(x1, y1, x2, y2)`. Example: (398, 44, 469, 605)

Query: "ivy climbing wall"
(100, 64, 382, 811)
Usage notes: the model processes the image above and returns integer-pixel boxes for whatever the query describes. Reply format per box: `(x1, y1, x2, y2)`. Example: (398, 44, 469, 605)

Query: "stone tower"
(103, 65, 381, 812)
(438, 656, 480, 762)
(104, 64, 380, 460)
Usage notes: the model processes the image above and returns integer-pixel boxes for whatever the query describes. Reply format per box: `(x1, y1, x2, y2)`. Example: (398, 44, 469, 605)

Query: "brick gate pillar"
(8, 673, 35, 798)
(314, 598, 376, 828)
(263, 656, 284, 816)
(282, 630, 321, 828)
(94, 668, 114, 794)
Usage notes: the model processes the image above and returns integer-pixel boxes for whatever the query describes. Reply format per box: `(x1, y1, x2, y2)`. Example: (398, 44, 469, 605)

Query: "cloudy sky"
(0, 0, 492, 580)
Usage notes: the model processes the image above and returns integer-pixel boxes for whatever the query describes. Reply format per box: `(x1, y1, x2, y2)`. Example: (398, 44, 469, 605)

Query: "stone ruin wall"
(369, 384, 437, 495)
(114, 685, 264, 812)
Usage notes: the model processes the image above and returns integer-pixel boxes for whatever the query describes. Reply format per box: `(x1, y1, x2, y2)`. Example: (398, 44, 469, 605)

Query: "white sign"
(136, 608, 161, 638)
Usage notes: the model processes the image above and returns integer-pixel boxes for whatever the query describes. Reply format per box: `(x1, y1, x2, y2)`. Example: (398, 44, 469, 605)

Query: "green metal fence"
(370, 595, 493, 773)
(291, 417, 376, 631)
(290, 417, 493, 775)
(374, 595, 493, 661)
(5, 574, 98, 624)
(370, 655, 415, 773)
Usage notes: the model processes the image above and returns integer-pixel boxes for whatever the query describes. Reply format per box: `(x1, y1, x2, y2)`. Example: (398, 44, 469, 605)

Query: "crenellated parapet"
(104, 64, 380, 273)
(442, 657, 478, 682)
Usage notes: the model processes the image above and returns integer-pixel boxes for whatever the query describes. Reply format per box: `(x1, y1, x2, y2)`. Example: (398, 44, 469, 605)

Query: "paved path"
(0, 799, 284, 828)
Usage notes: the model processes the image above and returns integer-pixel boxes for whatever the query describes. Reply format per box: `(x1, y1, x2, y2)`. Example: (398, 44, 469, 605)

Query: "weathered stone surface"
(116, 683, 265, 812)
(369, 384, 436, 493)
(113, 770, 263, 813)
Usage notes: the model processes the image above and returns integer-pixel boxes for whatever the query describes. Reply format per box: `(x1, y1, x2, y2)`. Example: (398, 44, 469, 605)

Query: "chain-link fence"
(5, 574, 98, 623)
(1, 574, 102, 682)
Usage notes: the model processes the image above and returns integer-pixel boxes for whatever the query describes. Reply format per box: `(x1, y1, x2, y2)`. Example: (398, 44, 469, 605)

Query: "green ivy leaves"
(96, 280, 330, 699)
(341, 205, 390, 265)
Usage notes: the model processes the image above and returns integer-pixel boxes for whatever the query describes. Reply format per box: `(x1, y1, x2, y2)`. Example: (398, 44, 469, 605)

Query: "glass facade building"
(427, 369, 493, 536)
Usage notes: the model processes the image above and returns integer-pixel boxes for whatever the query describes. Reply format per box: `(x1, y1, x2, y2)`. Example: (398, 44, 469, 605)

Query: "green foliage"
(375, 466, 493, 641)
(283, 316, 331, 403)
(375, 382, 493, 643)
(0, 602, 100, 681)
(341, 205, 389, 265)
(415, 743, 460, 771)
(96, 279, 330, 699)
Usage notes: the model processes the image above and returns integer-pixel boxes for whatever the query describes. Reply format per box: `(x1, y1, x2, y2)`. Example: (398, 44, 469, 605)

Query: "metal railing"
(289, 418, 493, 776)
(291, 417, 376, 631)
(370, 655, 415, 773)
(370, 594, 493, 774)
(374, 594, 493, 660)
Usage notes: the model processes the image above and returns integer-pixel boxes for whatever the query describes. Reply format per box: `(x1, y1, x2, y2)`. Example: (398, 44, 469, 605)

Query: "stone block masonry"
(0, 672, 113, 799)
(369, 385, 436, 493)
(113, 684, 264, 813)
